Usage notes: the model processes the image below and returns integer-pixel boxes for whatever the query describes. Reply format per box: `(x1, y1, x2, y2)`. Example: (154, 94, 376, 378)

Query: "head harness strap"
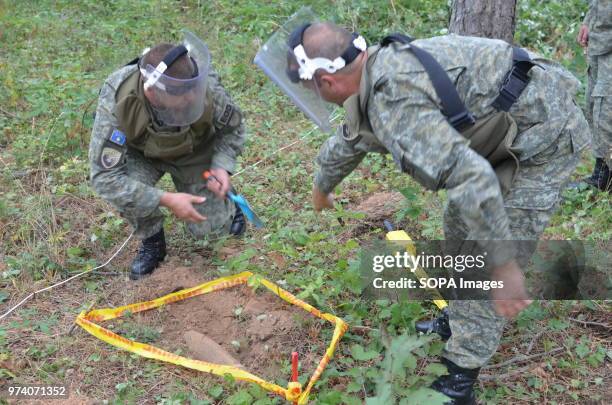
(142, 45, 199, 90)
(286, 23, 367, 82)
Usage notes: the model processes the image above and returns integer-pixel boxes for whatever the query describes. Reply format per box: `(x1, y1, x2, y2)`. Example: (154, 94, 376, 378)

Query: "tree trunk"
(449, 0, 517, 43)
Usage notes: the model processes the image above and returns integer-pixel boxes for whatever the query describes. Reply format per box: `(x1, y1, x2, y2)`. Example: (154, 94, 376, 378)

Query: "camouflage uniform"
(314, 35, 590, 368)
(584, 0, 612, 165)
(89, 64, 246, 240)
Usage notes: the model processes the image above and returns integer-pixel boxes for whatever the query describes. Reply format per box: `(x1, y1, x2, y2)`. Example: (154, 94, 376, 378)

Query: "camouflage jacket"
(88, 64, 246, 217)
(584, 0, 612, 56)
(315, 34, 589, 241)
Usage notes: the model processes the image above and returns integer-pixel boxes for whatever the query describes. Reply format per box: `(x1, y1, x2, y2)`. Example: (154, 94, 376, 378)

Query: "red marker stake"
(291, 351, 299, 405)
(291, 351, 298, 381)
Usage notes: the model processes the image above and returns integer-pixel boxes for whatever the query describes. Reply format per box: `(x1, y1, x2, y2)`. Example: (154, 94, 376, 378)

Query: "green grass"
(0, 0, 610, 404)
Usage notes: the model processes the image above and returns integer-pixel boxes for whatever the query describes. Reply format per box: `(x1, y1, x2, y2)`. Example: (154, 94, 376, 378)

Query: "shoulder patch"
(99, 146, 124, 169)
(109, 129, 126, 146)
(218, 103, 234, 127)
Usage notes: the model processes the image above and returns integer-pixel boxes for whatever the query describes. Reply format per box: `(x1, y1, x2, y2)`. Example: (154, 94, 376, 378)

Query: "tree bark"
(449, 0, 517, 43)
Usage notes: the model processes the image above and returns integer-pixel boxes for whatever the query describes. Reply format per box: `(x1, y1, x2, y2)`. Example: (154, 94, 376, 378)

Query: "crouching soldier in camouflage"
(255, 12, 590, 405)
(89, 30, 246, 280)
(576, 0, 612, 192)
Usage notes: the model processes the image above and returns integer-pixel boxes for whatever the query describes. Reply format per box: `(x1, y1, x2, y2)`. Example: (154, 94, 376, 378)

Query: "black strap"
(124, 46, 190, 70)
(340, 33, 365, 65)
(491, 47, 536, 112)
(143, 45, 199, 78)
(380, 33, 414, 47)
(381, 34, 475, 132)
(162, 45, 188, 69)
(288, 23, 310, 49)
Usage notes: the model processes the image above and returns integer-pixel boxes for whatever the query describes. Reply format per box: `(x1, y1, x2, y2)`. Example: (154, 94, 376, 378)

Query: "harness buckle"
(493, 63, 532, 111)
(448, 110, 476, 132)
(500, 65, 530, 99)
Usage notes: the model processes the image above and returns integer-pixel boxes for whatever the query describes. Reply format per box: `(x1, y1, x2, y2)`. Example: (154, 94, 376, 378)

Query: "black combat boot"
(415, 308, 452, 341)
(583, 158, 605, 188)
(594, 159, 611, 192)
(573, 158, 611, 192)
(229, 202, 246, 236)
(130, 228, 166, 280)
(431, 358, 480, 405)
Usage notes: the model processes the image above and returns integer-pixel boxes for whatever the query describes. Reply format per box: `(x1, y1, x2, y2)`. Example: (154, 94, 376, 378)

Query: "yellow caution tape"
(75, 271, 347, 404)
(385, 230, 448, 310)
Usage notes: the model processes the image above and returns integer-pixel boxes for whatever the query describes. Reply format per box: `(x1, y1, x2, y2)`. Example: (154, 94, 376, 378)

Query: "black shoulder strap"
(380, 33, 414, 47)
(491, 47, 536, 112)
(381, 34, 475, 132)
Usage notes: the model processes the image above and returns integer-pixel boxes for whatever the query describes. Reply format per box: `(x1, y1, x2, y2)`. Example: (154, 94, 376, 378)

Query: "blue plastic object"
(228, 191, 264, 228)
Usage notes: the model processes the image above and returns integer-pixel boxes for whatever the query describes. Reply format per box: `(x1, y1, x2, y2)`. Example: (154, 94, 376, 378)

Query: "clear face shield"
(140, 29, 210, 127)
(254, 8, 367, 132)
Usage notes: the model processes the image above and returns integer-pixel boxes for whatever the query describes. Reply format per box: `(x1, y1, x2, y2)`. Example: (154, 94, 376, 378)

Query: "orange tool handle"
(203, 170, 222, 189)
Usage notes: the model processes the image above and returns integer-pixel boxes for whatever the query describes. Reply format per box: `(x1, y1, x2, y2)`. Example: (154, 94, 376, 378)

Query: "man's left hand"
(490, 260, 533, 319)
(206, 168, 231, 199)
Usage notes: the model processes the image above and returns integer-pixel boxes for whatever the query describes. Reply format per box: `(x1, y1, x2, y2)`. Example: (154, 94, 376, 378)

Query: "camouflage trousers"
(122, 149, 234, 240)
(587, 50, 612, 165)
(441, 112, 586, 369)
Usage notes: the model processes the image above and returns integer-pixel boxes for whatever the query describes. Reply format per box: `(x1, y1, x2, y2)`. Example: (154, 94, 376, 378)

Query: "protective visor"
(254, 7, 364, 132)
(140, 29, 210, 126)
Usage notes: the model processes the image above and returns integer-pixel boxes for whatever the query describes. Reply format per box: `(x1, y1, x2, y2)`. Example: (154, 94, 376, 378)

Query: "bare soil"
(117, 263, 328, 382)
(338, 190, 414, 242)
(352, 191, 404, 221)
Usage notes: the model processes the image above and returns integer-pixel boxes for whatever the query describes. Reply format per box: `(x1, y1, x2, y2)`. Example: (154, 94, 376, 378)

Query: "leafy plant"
(367, 334, 448, 404)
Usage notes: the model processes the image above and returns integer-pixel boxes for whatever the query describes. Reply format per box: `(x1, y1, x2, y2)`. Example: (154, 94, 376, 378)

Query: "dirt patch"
(353, 191, 404, 221)
(113, 265, 327, 382)
(133, 260, 212, 299)
(338, 191, 409, 241)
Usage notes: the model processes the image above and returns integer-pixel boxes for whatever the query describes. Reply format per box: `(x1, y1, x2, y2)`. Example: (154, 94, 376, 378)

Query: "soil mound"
(353, 191, 404, 222)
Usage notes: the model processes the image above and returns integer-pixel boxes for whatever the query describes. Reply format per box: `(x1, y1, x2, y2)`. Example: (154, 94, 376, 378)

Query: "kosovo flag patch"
(110, 129, 126, 146)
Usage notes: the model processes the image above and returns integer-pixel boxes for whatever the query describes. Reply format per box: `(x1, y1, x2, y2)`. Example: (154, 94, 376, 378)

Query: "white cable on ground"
(232, 138, 304, 177)
(0, 231, 134, 322)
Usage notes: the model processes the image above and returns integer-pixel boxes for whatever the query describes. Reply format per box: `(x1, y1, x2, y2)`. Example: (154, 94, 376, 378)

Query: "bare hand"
(312, 186, 334, 211)
(206, 168, 231, 199)
(577, 24, 589, 47)
(160, 192, 207, 223)
(490, 260, 532, 319)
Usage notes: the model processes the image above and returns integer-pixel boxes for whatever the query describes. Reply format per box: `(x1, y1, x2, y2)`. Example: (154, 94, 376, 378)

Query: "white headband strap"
(293, 35, 367, 80)
(143, 61, 168, 90)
